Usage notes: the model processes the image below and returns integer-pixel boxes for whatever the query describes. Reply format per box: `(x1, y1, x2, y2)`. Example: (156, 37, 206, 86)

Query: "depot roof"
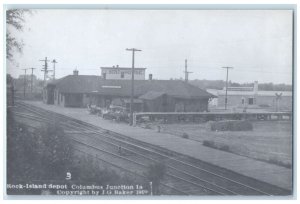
(47, 75, 216, 99)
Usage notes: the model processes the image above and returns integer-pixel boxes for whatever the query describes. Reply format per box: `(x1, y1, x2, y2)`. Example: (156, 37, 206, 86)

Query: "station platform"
(22, 101, 292, 191)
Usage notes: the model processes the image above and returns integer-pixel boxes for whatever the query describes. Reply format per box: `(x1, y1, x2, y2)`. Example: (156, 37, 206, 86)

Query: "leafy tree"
(7, 74, 13, 84)
(6, 9, 31, 61)
(189, 79, 292, 91)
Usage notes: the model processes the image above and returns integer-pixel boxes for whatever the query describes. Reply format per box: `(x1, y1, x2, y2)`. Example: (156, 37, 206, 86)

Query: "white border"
(1, 1, 298, 204)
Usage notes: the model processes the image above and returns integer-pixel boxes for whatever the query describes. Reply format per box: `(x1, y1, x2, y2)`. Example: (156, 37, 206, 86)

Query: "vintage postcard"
(5, 6, 294, 197)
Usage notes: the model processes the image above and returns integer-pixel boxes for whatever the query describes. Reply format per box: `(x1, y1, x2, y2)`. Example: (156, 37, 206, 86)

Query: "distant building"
(44, 70, 215, 112)
(207, 81, 292, 111)
(101, 65, 146, 80)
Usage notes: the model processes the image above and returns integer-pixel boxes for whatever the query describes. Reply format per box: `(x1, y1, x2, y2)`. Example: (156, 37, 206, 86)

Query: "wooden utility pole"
(126, 48, 142, 126)
(183, 59, 192, 82)
(51, 59, 58, 80)
(222, 66, 234, 110)
(275, 93, 282, 112)
(29, 67, 36, 93)
(22, 68, 29, 98)
(40, 57, 49, 85)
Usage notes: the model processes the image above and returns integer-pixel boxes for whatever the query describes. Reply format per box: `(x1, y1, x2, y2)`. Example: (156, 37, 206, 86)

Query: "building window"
(241, 98, 245, 105)
(248, 98, 254, 105)
(121, 72, 124, 78)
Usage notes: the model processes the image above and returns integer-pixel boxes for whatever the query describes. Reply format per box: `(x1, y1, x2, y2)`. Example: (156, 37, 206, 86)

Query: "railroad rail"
(11, 101, 291, 196)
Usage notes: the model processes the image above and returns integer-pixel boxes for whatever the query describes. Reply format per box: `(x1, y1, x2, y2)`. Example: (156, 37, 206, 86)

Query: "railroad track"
(11, 101, 292, 196)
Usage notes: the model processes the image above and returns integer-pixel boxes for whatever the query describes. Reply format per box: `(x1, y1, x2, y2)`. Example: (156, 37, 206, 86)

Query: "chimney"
(253, 81, 258, 94)
(149, 74, 153, 81)
(73, 69, 79, 75)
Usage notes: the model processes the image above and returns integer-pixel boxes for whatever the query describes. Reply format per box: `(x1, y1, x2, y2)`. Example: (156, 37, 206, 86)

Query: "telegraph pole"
(183, 59, 192, 82)
(40, 57, 49, 85)
(222, 66, 234, 110)
(51, 59, 58, 80)
(29, 67, 36, 93)
(22, 68, 29, 98)
(126, 48, 142, 126)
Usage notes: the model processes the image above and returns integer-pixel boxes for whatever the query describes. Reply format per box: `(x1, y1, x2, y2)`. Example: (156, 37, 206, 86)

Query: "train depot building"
(43, 68, 215, 113)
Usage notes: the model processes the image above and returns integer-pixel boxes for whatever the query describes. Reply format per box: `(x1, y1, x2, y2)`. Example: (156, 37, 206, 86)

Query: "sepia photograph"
(5, 6, 294, 198)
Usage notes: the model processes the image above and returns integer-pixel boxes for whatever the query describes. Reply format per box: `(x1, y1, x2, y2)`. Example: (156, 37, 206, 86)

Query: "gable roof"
(139, 91, 166, 100)
(48, 75, 100, 93)
(96, 80, 215, 99)
(50, 75, 216, 99)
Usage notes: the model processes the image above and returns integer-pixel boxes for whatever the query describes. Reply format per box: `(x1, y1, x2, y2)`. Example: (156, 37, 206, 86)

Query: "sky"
(6, 9, 293, 84)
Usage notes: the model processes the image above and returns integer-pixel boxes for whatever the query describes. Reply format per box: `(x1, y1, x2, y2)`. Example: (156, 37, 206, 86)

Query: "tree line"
(189, 79, 292, 91)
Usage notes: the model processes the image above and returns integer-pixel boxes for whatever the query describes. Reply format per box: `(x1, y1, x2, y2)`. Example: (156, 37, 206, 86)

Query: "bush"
(7, 111, 141, 195)
(144, 124, 152, 129)
(219, 144, 230, 151)
(203, 140, 215, 147)
(7, 120, 41, 186)
(7, 116, 74, 194)
(72, 155, 126, 185)
(202, 140, 230, 152)
(268, 156, 292, 169)
(33, 123, 73, 179)
(145, 162, 166, 182)
(144, 162, 166, 195)
(211, 120, 253, 131)
(182, 132, 189, 139)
